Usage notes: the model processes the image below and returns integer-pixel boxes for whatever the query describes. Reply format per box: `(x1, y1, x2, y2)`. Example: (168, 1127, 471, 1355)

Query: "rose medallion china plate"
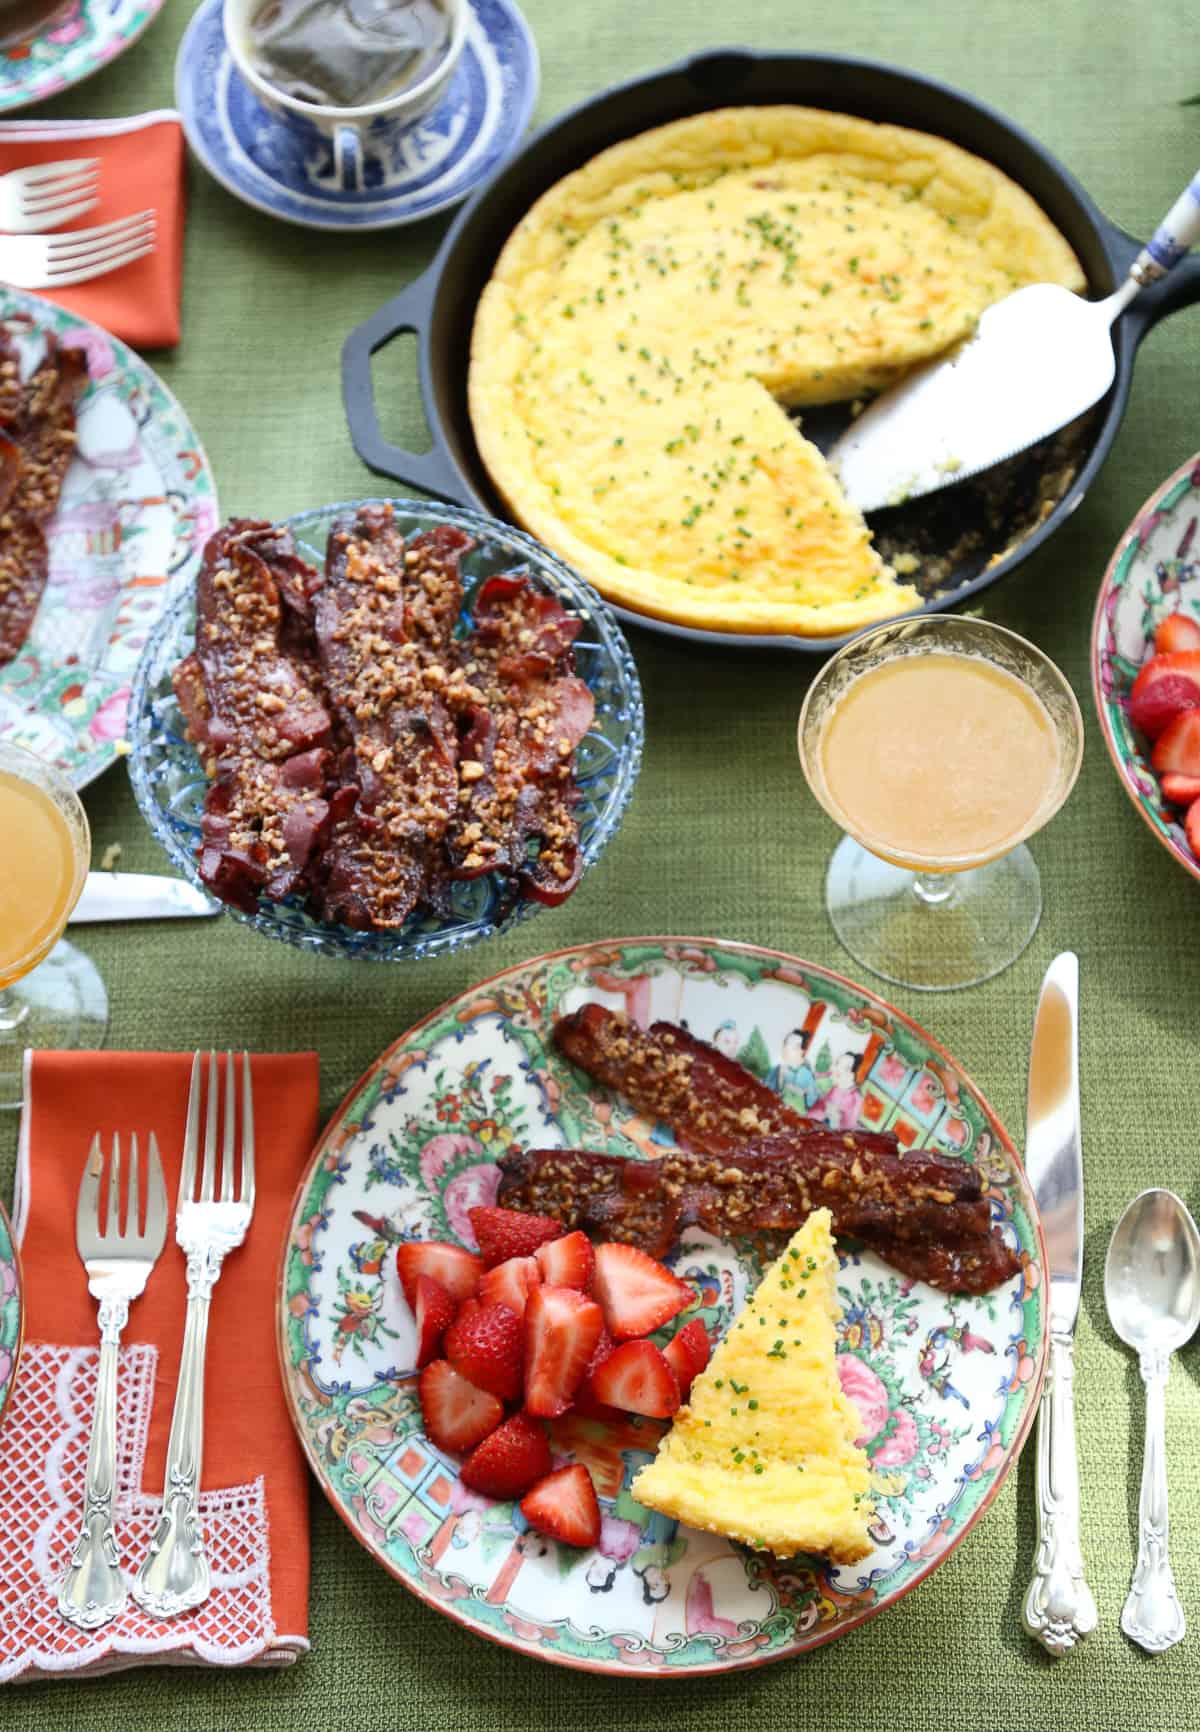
(0, 0, 165, 113)
(279, 937, 1046, 1673)
(176, 0, 537, 232)
(0, 1202, 22, 1430)
(1093, 452, 1200, 883)
(0, 291, 218, 790)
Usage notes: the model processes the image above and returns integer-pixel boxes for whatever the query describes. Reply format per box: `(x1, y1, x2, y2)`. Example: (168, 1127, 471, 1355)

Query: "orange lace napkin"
(0, 1050, 318, 1682)
(0, 111, 186, 348)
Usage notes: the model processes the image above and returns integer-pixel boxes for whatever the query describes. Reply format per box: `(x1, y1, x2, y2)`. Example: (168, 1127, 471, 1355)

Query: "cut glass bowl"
(127, 500, 645, 962)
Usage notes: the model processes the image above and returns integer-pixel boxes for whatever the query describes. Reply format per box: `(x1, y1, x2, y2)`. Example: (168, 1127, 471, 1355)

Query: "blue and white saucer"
(175, 0, 539, 231)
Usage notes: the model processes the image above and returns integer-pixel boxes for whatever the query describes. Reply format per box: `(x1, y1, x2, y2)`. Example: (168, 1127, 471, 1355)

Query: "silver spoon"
(1105, 1188, 1200, 1654)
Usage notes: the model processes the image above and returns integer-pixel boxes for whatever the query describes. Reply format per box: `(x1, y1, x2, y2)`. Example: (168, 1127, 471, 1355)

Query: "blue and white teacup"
(222, 0, 467, 193)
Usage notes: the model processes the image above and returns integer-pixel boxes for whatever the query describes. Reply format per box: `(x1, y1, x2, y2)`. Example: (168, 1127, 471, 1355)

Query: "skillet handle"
(341, 267, 471, 504)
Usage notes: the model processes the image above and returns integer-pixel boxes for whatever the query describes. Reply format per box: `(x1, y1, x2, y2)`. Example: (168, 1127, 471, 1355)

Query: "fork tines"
(19, 157, 100, 214)
(77, 1130, 168, 1248)
(180, 1051, 255, 1208)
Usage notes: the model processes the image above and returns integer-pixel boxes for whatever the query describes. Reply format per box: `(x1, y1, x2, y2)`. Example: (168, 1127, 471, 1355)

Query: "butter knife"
(71, 873, 220, 924)
(1021, 951, 1097, 1655)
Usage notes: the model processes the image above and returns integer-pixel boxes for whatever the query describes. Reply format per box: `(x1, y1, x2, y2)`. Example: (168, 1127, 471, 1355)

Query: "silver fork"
(0, 208, 155, 290)
(57, 1132, 168, 1630)
(134, 1052, 255, 1618)
(0, 158, 100, 234)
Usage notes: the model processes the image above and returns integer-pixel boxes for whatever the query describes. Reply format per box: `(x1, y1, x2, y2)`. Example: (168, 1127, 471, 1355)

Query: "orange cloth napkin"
(0, 1050, 318, 1681)
(0, 111, 186, 349)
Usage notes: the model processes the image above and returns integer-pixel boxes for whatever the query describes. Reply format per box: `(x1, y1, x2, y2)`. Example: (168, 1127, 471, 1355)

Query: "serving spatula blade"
(830, 169, 1200, 514)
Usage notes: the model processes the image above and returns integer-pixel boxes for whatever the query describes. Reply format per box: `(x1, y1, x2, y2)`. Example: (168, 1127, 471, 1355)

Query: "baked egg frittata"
(468, 106, 1085, 635)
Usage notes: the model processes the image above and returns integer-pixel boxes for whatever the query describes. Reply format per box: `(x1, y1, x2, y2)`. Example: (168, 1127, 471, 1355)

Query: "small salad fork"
(134, 1052, 255, 1618)
(0, 208, 155, 290)
(0, 157, 100, 234)
(58, 1132, 167, 1630)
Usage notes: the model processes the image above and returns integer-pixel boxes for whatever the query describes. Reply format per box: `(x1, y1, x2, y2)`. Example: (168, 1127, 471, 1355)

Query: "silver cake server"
(830, 171, 1200, 512)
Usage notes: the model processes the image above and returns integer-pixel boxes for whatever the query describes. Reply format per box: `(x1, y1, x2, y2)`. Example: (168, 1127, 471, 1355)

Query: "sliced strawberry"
(395, 1241, 482, 1309)
(523, 1284, 604, 1417)
(1187, 798, 1200, 860)
(1130, 654, 1200, 740)
(591, 1242, 692, 1341)
(444, 1301, 523, 1402)
(468, 1205, 564, 1268)
(414, 1274, 456, 1368)
(663, 1318, 711, 1400)
(590, 1339, 680, 1419)
(419, 1359, 504, 1456)
(460, 1411, 552, 1500)
(1155, 613, 1200, 655)
(1160, 771, 1200, 806)
(520, 1464, 601, 1549)
(572, 1325, 620, 1419)
(535, 1230, 594, 1291)
(1152, 710, 1200, 778)
(478, 1254, 541, 1319)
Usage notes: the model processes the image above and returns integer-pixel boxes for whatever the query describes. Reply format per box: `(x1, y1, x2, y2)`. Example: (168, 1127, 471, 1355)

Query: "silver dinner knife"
(71, 873, 220, 923)
(1021, 951, 1097, 1655)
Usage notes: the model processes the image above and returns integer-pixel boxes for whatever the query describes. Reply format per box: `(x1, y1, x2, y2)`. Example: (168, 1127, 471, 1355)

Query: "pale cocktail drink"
(0, 768, 81, 986)
(797, 615, 1084, 991)
(817, 651, 1061, 871)
(0, 741, 106, 1106)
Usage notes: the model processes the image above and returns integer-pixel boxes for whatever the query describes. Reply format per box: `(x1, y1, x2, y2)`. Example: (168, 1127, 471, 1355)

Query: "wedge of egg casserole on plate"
(631, 1208, 875, 1561)
(469, 106, 1084, 635)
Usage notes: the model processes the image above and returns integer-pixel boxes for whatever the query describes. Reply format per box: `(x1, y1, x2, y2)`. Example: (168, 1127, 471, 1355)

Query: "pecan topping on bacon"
(314, 510, 470, 929)
(554, 1002, 813, 1154)
(448, 574, 594, 904)
(174, 503, 592, 930)
(520, 1005, 1021, 1295)
(174, 520, 333, 912)
(0, 330, 88, 666)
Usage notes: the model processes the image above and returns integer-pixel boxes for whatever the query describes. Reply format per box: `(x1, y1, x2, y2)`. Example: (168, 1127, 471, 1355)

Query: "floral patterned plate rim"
(279, 936, 1047, 1675)
(0, 0, 166, 115)
(1091, 451, 1200, 885)
(0, 1201, 23, 1434)
(0, 288, 219, 790)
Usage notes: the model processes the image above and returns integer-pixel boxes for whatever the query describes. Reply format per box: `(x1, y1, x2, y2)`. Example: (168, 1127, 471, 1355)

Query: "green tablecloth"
(4, 0, 1200, 1725)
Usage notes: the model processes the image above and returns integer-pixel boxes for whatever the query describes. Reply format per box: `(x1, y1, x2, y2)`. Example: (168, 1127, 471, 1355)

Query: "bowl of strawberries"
(1093, 453, 1200, 881)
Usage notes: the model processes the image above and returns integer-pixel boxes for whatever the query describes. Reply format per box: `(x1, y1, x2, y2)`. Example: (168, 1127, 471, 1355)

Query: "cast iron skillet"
(342, 49, 1200, 653)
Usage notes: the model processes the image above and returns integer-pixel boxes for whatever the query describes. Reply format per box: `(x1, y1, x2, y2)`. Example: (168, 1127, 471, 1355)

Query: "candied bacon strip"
(313, 505, 472, 929)
(0, 326, 24, 428)
(849, 1229, 1019, 1296)
(0, 333, 88, 667)
(178, 519, 332, 912)
(447, 574, 594, 905)
(497, 1145, 1017, 1296)
(0, 515, 47, 665)
(553, 1003, 815, 1155)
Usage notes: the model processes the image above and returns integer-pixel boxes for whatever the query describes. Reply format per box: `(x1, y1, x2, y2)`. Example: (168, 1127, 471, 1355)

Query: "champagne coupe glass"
(0, 741, 107, 1107)
(798, 614, 1084, 992)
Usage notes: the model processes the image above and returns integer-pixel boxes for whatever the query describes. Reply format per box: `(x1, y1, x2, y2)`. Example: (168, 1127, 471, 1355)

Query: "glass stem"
(0, 984, 30, 1036)
(912, 870, 957, 908)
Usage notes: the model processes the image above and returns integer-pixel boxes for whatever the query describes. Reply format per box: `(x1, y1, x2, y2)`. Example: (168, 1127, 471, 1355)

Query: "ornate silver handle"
(1122, 1350, 1185, 1652)
(1022, 1329, 1098, 1655)
(57, 1299, 128, 1629)
(133, 1251, 220, 1617)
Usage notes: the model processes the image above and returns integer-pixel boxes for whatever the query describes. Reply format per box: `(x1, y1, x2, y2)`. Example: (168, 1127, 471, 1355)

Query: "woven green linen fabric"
(3, 0, 1200, 1724)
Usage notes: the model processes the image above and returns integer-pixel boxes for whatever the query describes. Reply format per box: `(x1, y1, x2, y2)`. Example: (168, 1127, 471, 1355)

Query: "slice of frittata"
(632, 1209, 874, 1561)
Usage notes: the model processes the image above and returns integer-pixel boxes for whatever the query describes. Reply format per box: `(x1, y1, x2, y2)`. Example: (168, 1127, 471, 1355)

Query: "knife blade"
(1021, 951, 1097, 1657)
(70, 873, 221, 924)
